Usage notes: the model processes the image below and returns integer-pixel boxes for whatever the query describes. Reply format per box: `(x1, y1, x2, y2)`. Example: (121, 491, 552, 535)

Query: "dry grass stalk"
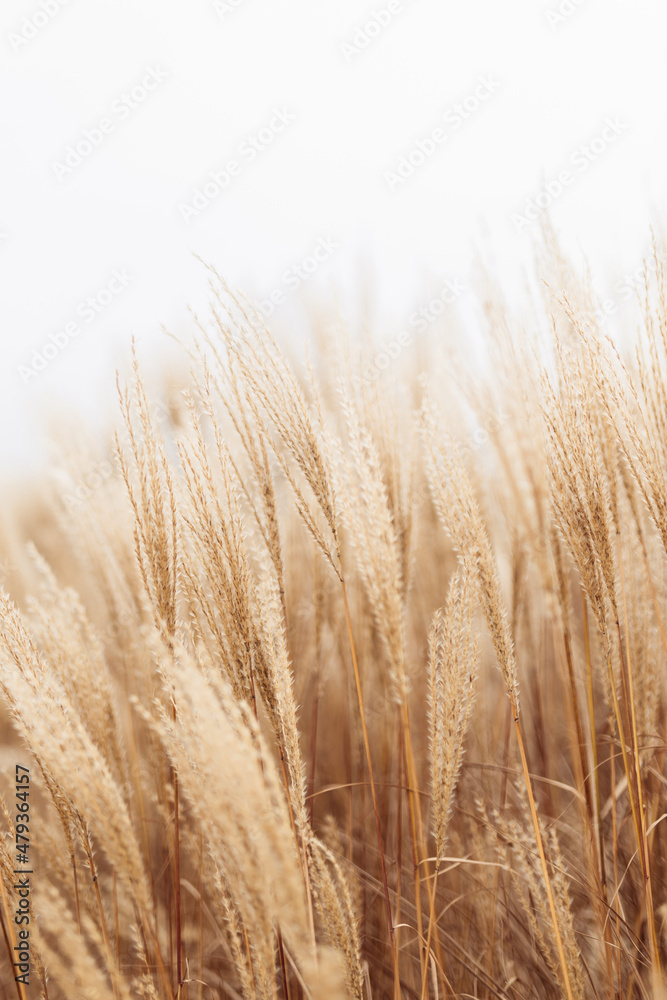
(0, 231, 666, 999)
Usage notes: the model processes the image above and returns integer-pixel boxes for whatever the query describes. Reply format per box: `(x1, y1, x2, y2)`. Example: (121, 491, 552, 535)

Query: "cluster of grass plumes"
(1, 229, 667, 1000)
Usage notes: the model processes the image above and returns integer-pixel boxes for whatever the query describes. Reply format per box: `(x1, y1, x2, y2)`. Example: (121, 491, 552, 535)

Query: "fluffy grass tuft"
(1, 231, 667, 999)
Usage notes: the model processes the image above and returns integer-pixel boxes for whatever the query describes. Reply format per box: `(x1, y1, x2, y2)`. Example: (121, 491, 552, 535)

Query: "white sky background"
(1, 0, 667, 472)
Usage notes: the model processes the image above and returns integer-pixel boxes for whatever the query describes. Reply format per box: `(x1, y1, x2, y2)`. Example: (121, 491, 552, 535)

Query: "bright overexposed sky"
(2, 0, 666, 470)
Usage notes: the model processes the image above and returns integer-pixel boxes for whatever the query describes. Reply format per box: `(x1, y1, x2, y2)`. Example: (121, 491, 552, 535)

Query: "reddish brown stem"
(340, 578, 396, 965)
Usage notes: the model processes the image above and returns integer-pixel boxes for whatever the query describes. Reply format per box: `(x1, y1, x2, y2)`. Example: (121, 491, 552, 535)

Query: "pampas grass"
(1, 229, 667, 1000)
